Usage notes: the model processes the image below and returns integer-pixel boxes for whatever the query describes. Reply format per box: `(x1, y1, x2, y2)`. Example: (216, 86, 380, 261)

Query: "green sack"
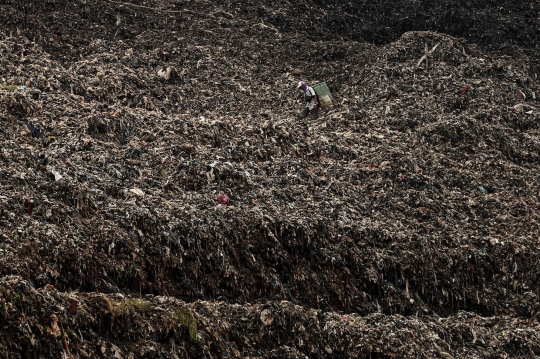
(313, 82, 333, 109)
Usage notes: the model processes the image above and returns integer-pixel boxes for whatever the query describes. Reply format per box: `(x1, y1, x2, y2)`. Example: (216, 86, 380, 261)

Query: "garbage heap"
(0, 0, 540, 358)
(1, 276, 539, 358)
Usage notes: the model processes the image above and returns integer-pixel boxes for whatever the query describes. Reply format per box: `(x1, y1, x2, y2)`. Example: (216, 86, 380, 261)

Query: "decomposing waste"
(0, 0, 539, 358)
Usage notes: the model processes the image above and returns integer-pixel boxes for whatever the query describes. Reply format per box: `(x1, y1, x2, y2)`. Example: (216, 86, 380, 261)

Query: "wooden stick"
(416, 43, 439, 69)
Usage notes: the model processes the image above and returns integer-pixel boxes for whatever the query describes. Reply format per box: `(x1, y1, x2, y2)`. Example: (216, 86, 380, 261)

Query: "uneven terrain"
(0, 0, 540, 358)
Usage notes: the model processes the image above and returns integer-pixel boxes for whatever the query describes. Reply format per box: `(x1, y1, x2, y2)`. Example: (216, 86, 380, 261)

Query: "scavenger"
(297, 81, 319, 119)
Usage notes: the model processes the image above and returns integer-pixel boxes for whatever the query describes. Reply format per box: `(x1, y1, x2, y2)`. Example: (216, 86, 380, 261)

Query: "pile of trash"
(0, 0, 540, 357)
(1, 275, 539, 358)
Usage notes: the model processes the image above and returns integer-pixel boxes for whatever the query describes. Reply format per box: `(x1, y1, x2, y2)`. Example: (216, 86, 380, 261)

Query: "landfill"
(0, 0, 539, 358)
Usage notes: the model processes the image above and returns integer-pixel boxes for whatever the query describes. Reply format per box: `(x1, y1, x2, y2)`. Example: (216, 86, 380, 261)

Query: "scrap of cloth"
(27, 123, 42, 138)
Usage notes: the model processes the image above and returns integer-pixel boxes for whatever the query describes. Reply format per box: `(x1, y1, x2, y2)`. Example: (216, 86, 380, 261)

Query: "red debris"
(461, 85, 470, 94)
(69, 300, 78, 314)
(217, 193, 230, 205)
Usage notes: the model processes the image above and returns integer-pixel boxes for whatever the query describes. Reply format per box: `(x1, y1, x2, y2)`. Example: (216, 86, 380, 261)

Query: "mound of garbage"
(2, 275, 540, 358)
(0, 0, 539, 357)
